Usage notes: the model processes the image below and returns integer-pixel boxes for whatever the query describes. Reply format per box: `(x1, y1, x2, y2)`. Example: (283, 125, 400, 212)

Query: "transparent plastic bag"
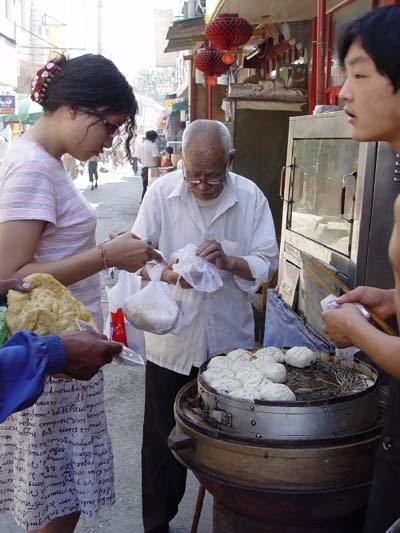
(171, 243, 223, 293)
(77, 319, 144, 367)
(123, 263, 186, 335)
(105, 270, 146, 358)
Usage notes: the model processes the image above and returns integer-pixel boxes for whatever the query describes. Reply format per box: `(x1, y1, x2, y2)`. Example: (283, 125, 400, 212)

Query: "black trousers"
(88, 161, 98, 182)
(363, 379, 400, 533)
(142, 361, 198, 532)
(131, 156, 138, 174)
(141, 167, 149, 202)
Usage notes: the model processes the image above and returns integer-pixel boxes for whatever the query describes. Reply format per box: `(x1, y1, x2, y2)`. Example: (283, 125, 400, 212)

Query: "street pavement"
(0, 164, 213, 533)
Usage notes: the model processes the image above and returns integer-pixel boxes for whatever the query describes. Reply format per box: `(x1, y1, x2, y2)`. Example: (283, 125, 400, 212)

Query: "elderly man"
(133, 119, 279, 533)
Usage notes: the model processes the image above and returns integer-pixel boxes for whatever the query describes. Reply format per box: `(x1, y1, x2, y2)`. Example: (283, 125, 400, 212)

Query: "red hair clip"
(31, 62, 61, 105)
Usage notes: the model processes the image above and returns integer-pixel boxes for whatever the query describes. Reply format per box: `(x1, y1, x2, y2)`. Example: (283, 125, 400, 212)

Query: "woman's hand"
(336, 286, 396, 321)
(104, 232, 162, 272)
(322, 303, 366, 347)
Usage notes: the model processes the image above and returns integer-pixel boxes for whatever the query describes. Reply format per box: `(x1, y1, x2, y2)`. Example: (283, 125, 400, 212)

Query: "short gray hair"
(182, 120, 232, 160)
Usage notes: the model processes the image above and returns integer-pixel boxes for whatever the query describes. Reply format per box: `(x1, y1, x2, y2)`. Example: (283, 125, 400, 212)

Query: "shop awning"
(207, 0, 352, 24)
(164, 16, 205, 53)
(1, 97, 42, 124)
(166, 97, 188, 115)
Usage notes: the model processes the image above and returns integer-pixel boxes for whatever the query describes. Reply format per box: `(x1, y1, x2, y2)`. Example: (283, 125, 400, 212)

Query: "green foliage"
(131, 67, 176, 104)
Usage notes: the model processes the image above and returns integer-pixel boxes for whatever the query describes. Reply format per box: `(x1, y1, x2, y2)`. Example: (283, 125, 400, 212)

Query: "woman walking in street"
(0, 53, 160, 533)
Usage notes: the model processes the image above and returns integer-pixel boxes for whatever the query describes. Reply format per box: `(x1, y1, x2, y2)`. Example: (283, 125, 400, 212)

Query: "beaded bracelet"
(98, 243, 109, 270)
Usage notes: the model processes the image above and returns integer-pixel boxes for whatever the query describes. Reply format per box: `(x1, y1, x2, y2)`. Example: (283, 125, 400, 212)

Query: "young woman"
(0, 54, 160, 533)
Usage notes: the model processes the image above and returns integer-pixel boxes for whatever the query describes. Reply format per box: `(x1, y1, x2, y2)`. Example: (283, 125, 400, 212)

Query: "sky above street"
(40, 0, 181, 77)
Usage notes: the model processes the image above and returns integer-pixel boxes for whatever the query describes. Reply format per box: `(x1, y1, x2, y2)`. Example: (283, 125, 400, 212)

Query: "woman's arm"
(0, 221, 161, 286)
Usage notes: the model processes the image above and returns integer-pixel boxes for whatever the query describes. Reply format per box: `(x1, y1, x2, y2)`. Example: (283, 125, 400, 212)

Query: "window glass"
(330, 0, 372, 86)
(289, 139, 359, 256)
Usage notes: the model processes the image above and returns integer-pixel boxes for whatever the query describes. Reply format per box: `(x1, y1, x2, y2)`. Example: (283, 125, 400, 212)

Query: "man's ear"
(228, 149, 236, 167)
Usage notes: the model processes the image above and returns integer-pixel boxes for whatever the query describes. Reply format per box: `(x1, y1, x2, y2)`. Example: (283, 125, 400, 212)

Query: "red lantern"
(205, 13, 253, 51)
(194, 45, 229, 83)
(222, 52, 235, 65)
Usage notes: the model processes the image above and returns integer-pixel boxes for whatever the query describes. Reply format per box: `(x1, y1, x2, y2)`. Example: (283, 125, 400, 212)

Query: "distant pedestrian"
(88, 155, 99, 189)
(161, 146, 173, 168)
(62, 153, 79, 180)
(139, 130, 161, 201)
(130, 133, 140, 175)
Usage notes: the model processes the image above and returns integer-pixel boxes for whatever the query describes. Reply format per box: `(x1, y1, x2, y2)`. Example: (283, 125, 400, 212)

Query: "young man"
(321, 6, 400, 532)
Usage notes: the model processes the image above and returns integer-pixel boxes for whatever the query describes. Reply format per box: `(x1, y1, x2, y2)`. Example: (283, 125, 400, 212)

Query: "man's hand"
(0, 278, 31, 296)
(0, 278, 31, 305)
(197, 240, 232, 271)
(322, 303, 366, 348)
(162, 262, 192, 289)
(61, 330, 122, 380)
(336, 286, 396, 321)
(142, 263, 192, 289)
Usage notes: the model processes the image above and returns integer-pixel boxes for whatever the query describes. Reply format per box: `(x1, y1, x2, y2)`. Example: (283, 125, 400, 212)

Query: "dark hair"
(165, 146, 173, 154)
(338, 5, 400, 93)
(145, 130, 158, 141)
(41, 54, 138, 157)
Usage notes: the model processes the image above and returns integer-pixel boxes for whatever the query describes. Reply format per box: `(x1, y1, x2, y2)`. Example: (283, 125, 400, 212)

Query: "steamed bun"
(260, 362, 287, 383)
(260, 383, 296, 402)
(253, 355, 275, 370)
(202, 367, 234, 385)
(232, 360, 256, 376)
(211, 378, 241, 394)
(285, 347, 316, 368)
(237, 368, 266, 389)
(207, 355, 231, 370)
(229, 387, 260, 402)
(255, 347, 285, 363)
(226, 349, 251, 364)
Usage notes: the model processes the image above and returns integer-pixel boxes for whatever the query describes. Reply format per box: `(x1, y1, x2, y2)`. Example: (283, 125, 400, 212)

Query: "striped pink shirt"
(0, 138, 102, 327)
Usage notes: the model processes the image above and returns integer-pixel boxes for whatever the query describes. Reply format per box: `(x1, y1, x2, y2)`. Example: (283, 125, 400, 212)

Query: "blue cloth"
(264, 289, 334, 351)
(0, 331, 65, 423)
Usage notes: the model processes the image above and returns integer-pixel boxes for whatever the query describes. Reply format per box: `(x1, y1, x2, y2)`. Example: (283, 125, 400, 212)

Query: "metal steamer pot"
(171, 381, 385, 531)
(197, 352, 380, 440)
(169, 353, 385, 531)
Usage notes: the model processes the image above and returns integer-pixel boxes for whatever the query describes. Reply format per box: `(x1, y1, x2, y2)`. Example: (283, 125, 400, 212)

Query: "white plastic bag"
(105, 270, 146, 358)
(320, 293, 367, 364)
(171, 243, 223, 293)
(123, 263, 186, 335)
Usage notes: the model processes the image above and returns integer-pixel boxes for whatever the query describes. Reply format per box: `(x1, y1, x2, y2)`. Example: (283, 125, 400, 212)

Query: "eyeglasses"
(85, 110, 122, 138)
(182, 163, 227, 186)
